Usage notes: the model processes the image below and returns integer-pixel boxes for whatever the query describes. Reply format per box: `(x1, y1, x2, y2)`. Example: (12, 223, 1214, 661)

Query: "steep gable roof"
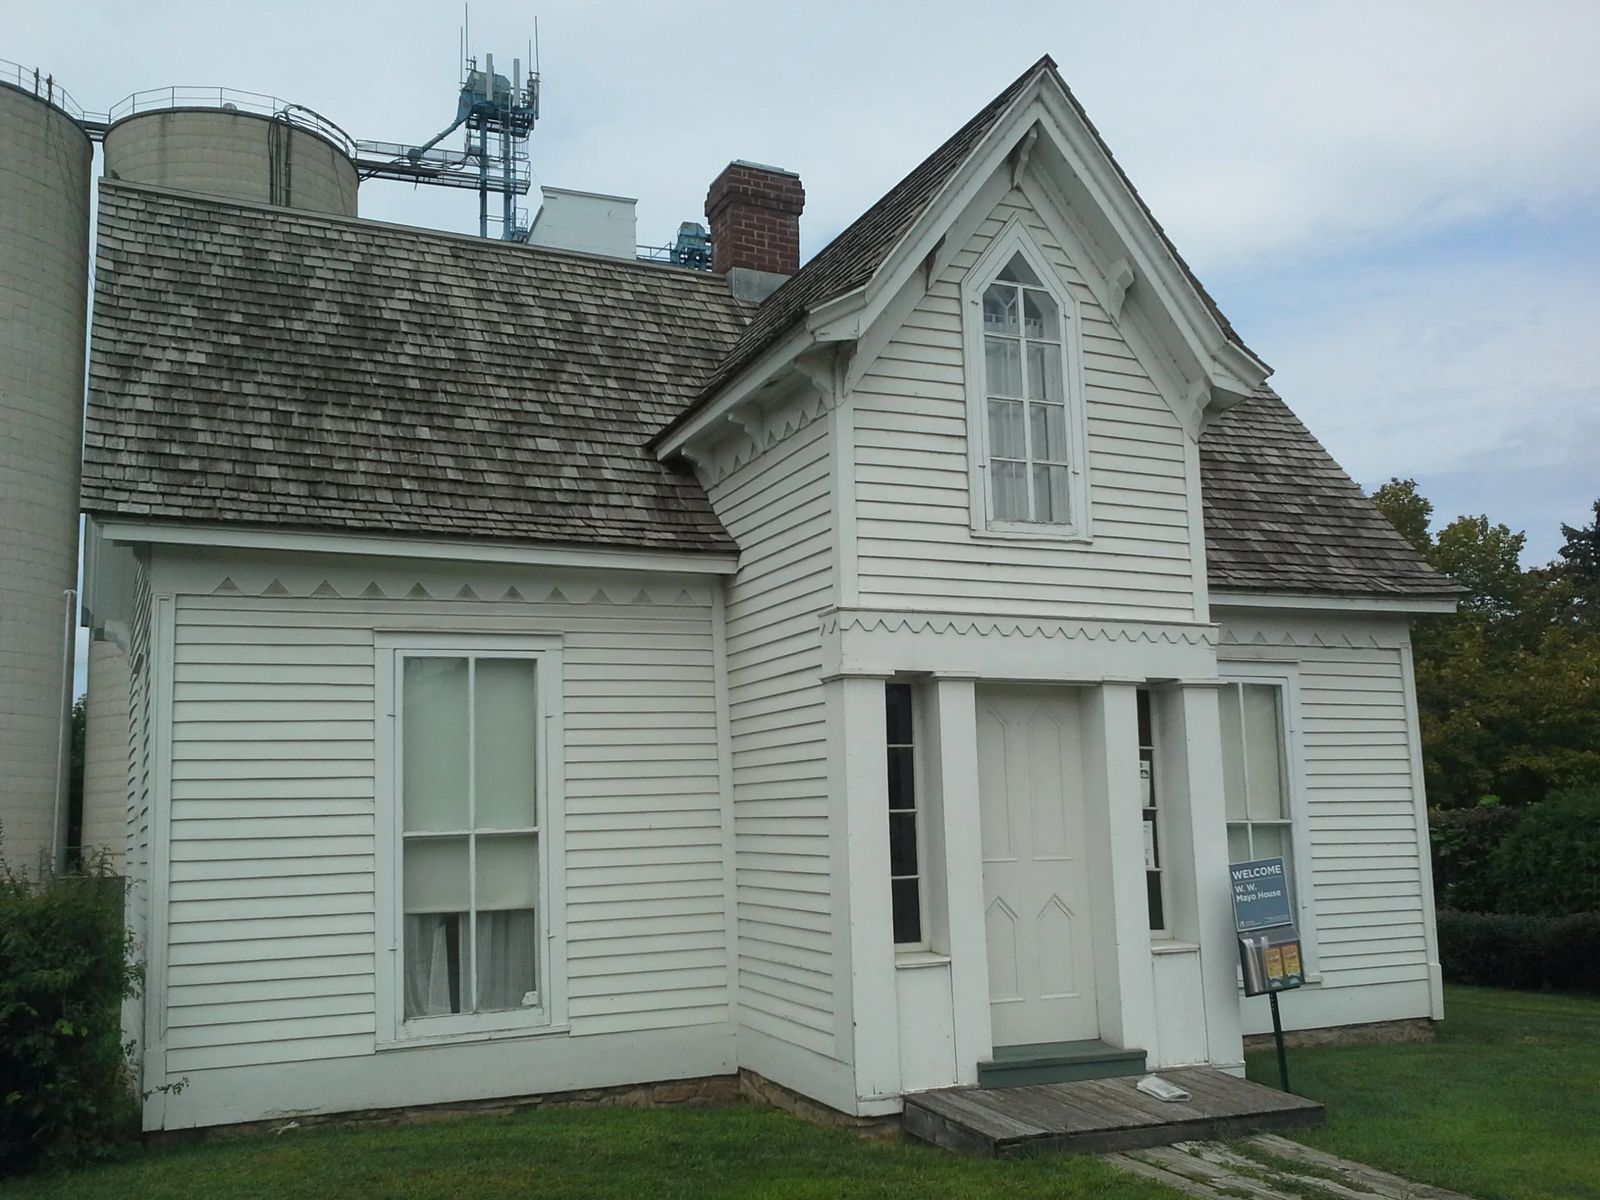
(693, 57, 1049, 403)
(672, 53, 1260, 445)
(82, 183, 747, 554)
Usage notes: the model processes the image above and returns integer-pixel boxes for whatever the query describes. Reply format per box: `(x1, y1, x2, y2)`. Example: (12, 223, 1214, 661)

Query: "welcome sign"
(1230, 857, 1294, 931)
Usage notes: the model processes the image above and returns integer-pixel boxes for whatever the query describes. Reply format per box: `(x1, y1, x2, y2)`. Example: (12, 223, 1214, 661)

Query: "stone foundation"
(1244, 1016, 1435, 1051)
(148, 1074, 742, 1144)
(738, 1069, 901, 1139)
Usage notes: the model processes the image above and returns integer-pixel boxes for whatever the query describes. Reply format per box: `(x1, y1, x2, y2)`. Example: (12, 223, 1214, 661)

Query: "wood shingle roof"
(83, 183, 746, 555)
(83, 173, 1454, 602)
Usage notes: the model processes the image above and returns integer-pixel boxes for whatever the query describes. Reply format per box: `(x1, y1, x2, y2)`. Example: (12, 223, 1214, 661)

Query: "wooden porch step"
(903, 1066, 1324, 1156)
(978, 1039, 1148, 1088)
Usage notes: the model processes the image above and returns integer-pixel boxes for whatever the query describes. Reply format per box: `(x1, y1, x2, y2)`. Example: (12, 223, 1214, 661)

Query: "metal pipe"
(51, 587, 78, 871)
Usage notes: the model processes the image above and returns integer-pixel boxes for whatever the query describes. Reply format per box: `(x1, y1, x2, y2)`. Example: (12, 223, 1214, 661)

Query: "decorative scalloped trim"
(824, 610, 1216, 646)
(1218, 626, 1388, 651)
(209, 576, 703, 608)
(704, 389, 834, 486)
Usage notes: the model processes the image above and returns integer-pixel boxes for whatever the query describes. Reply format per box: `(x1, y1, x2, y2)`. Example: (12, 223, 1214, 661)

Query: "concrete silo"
(0, 75, 92, 872)
(103, 105, 358, 216)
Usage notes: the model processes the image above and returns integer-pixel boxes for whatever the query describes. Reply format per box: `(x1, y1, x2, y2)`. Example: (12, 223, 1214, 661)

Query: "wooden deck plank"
(903, 1066, 1325, 1156)
(1248, 1135, 1475, 1200)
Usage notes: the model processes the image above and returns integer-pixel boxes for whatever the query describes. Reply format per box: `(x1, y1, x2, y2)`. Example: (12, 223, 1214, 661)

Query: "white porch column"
(1174, 682, 1245, 1068)
(1081, 681, 1157, 1053)
(926, 676, 991, 1083)
(827, 675, 901, 1103)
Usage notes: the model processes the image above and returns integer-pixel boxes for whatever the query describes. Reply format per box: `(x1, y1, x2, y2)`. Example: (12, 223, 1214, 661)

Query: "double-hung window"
(1218, 675, 1313, 963)
(377, 635, 564, 1041)
(966, 227, 1087, 537)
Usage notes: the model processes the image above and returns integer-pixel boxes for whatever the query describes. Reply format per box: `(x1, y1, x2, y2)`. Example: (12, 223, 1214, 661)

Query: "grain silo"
(103, 102, 358, 216)
(0, 70, 93, 873)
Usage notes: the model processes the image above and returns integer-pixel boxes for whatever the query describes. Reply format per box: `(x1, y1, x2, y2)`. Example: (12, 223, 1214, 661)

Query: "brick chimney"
(706, 160, 805, 278)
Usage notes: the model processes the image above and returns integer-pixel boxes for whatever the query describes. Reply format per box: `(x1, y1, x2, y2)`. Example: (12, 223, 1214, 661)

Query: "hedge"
(1491, 788, 1600, 916)
(1437, 908, 1600, 994)
(0, 854, 140, 1176)
(1428, 803, 1523, 912)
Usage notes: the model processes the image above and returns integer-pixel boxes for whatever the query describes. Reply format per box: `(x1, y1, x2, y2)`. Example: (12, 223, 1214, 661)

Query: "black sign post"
(1230, 857, 1303, 1092)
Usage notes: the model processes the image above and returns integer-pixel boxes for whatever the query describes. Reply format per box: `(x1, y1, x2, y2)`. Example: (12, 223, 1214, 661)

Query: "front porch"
(903, 1067, 1323, 1155)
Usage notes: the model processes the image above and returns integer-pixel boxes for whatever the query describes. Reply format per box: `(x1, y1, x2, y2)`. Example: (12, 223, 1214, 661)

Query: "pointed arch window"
(965, 232, 1088, 538)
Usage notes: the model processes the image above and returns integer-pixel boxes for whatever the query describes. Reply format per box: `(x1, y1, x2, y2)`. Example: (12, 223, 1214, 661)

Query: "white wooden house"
(80, 57, 1457, 1132)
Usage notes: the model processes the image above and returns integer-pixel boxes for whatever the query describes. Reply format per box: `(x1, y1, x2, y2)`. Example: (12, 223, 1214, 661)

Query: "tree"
(1373, 484, 1600, 807)
(1372, 478, 1434, 555)
(1557, 499, 1600, 588)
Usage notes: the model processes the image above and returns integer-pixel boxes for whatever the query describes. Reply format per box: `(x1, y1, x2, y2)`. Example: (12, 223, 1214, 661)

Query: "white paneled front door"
(978, 687, 1100, 1046)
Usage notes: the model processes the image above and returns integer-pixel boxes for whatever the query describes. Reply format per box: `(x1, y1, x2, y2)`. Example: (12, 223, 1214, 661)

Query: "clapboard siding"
(1220, 618, 1432, 993)
(851, 186, 1199, 619)
(121, 559, 154, 1077)
(706, 416, 839, 1059)
(161, 582, 727, 1074)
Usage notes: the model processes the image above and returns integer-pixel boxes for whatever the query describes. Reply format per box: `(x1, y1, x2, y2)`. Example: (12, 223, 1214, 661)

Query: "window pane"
(885, 683, 914, 746)
(988, 398, 1026, 459)
(1146, 871, 1165, 932)
(992, 460, 1028, 521)
(474, 658, 539, 829)
(1219, 686, 1246, 822)
(887, 747, 916, 811)
(404, 836, 469, 913)
(983, 284, 1020, 335)
(475, 909, 538, 1012)
(891, 878, 923, 944)
(1028, 401, 1068, 461)
(1031, 464, 1070, 523)
(997, 252, 1041, 286)
(1027, 341, 1064, 404)
(1227, 823, 1250, 865)
(1137, 690, 1154, 747)
(1243, 685, 1287, 821)
(404, 912, 466, 1018)
(1249, 823, 1295, 908)
(889, 811, 919, 877)
(476, 834, 539, 911)
(1023, 288, 1058, 341)
(985, 336, 1022, 396)
(1251, 822, 1291, 866)
(403, 657, 469, 832)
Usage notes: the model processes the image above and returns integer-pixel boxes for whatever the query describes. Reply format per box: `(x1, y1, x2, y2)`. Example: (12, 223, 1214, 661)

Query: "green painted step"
(977, 1039, 1147, 1088)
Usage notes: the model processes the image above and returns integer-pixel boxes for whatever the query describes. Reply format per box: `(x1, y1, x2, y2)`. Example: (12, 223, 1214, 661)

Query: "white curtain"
(404, 913, 461, 1018)
(403, 910, 537, 1017)
(476, 910, 538, 1012)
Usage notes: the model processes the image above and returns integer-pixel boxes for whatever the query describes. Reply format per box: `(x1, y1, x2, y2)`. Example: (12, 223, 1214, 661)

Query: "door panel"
(978, 688, 1099, 1045)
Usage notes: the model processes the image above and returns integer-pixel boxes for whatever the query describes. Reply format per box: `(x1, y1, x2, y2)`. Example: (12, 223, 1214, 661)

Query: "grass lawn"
(1246, 984, 1600, 1200)
(6, 1100, 1187, 1200)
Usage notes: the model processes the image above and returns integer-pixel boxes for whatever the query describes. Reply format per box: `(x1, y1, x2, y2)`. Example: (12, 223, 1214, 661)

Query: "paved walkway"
(1107, 1133, 1475, 1200)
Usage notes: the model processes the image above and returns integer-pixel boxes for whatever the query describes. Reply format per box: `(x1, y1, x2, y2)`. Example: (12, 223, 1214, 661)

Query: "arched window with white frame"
(964, 227, 1088, 538)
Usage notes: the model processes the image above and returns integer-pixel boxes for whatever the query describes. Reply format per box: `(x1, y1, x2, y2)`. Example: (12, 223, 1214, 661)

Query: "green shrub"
(0, 854, 140, 1176)
(1429, 801, 1523, 911)
(1437, 908, 1600, 994)
(1491, 787, 1600, 916)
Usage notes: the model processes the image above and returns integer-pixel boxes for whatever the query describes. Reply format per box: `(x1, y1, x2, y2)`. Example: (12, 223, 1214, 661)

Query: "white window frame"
(962, 218, 1091, 541)
(1217, 663, 1320, 977)
(374, 632, 568, 1046)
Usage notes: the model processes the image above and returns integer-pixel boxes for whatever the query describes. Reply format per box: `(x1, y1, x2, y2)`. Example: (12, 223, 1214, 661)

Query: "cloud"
(1226, 230, 1600, 561)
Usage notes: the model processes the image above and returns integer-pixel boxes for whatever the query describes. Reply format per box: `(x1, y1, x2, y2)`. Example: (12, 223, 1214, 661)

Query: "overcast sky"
(16, 0, 1599, 646)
